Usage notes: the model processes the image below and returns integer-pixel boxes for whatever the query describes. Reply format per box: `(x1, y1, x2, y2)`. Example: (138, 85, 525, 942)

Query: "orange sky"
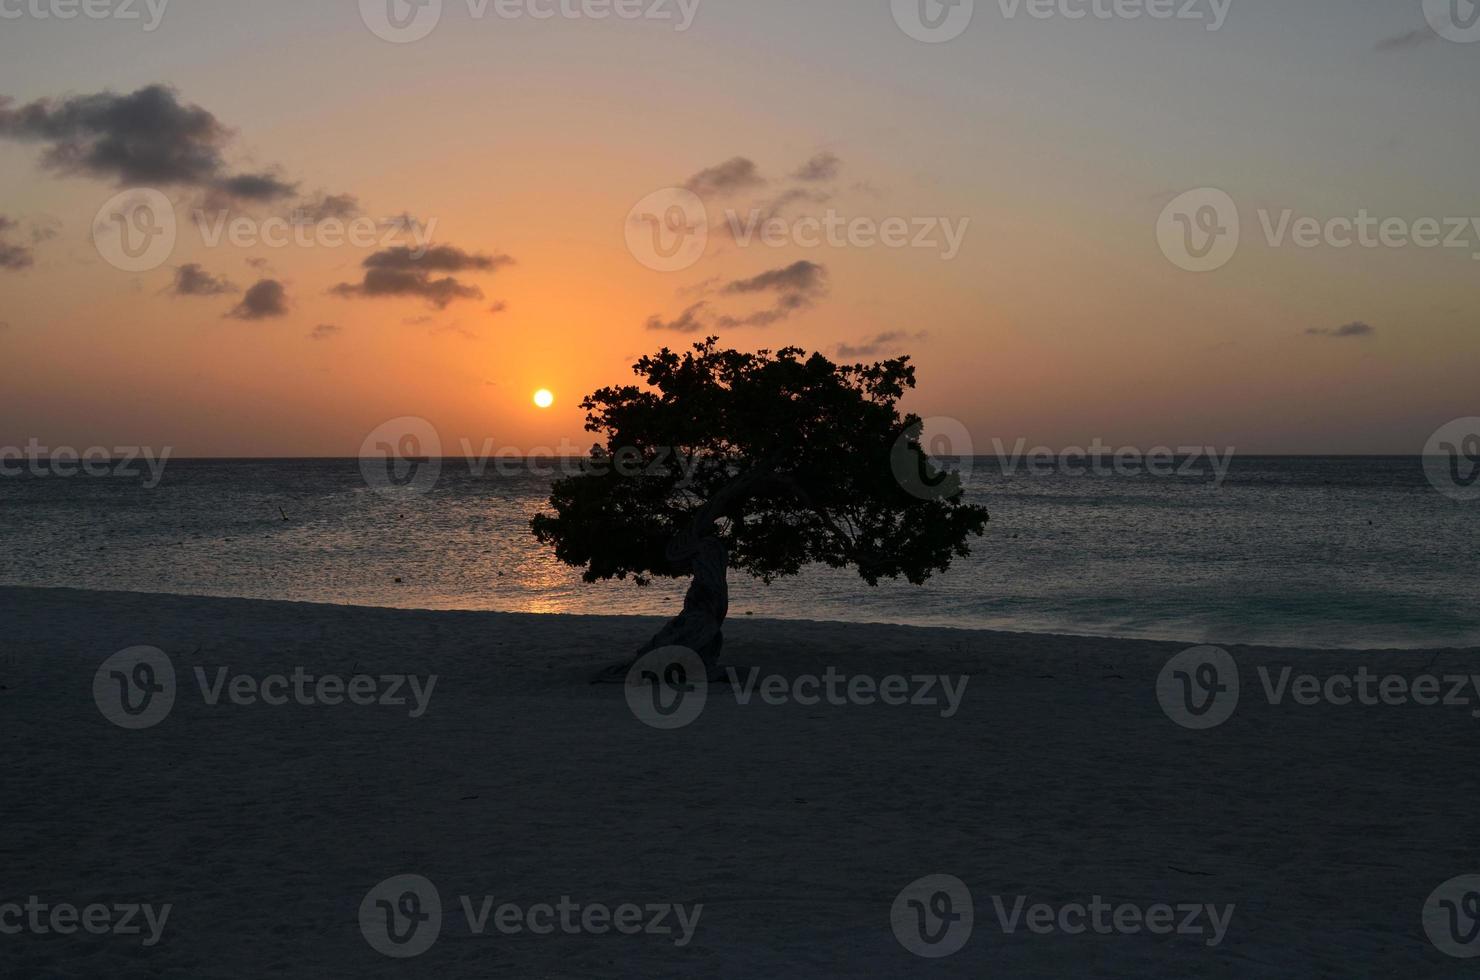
(1, 0, 1476, 455)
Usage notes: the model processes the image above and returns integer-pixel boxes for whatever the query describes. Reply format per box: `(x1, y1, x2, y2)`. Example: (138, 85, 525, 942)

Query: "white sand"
(2, 585, 1477, 977)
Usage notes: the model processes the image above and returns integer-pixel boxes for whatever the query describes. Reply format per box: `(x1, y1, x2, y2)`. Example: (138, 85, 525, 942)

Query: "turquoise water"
(0, 456, 1474, 649)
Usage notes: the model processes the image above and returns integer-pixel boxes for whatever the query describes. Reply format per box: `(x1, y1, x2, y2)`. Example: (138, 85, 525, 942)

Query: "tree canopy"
(531, 338, 988, 589)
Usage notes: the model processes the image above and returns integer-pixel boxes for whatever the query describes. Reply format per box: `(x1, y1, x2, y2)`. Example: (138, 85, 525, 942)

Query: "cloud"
(0, 85, 298, 202)
(0, 215, 35, 270)
(333, 269, 483, 308)
(309, 323, 341, 341)
(836, 330, 928, 359)
(685, 157, 765, 196)
(793, 152, 841, 182)
(292, 193, 362, 224)
(364, 245, 512, 273)
(213, 172, 296, 203)
(489, 301, 508, 315)
(227, 279, 289, 320)
(722, 260, 827, 297)
(647, 261, 829, 332)
(645, 301, 710, 333)
(1306, 321, 1375, 339)
(1375, 28, 1436, 51)
(0, 241, 33, 270)
(714, 261, 828, 329)
(712, 295, 811, 329)
(171, 263, 236, 296)
(333, 245, 514, 309)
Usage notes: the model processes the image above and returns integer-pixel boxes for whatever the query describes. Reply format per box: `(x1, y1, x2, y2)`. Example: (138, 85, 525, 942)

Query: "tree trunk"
(632, 533, 729, 669)
(591, 467, 764, 683)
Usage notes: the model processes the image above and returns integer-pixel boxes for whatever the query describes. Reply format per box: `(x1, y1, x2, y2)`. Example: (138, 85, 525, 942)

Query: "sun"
(533, 389, 555, 409)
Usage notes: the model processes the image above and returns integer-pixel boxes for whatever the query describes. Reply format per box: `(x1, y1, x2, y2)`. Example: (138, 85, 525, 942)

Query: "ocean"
(1, 455, 1474, 649)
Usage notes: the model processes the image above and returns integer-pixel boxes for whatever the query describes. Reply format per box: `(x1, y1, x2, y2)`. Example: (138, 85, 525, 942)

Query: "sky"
(0, 0, 1476, 456)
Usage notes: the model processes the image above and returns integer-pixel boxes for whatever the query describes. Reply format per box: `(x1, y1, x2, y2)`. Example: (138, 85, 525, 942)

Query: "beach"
(3, 584, 1477, 976)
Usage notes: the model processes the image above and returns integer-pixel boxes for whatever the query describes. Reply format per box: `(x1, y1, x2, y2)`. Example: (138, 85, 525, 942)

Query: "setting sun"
(533, 389, 555, 409)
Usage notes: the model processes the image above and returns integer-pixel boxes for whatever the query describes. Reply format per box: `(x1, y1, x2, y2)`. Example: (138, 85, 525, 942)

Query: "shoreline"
(4, 584, 1473, 657)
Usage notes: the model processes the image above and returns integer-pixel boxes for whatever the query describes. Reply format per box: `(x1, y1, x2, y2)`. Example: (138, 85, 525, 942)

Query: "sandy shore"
(2, 585, 1478, 977)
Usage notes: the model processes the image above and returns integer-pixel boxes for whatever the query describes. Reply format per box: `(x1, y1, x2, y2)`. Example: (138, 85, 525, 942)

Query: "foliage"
(531, 338, 988, 587)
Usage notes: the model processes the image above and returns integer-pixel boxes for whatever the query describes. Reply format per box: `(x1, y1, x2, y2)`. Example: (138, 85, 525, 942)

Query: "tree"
(531, 338, 989, 680)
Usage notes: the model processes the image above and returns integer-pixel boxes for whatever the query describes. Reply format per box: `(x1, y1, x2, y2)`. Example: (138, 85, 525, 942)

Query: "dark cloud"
(645, 301, 710, 333)
(309, 323, 341, 341)
(712, 294, 812, 329)
(364, 245, 512, 273)
(489, 301, 508, 315)
(722, 260, 827, 297)
(292, 193, 362, 224)
(334, 245, 514, 309)
(647, 261, 829, 332)
(227, 279, 289, 320)
(0, 242, 33, 270)
(714, 261, 828, 328)
(212, 172, 296, 203)
(0, 215, 35, 270)
(793, 152, 842, 182)
(685, 157, 765, 196)
(837, 330, 928, 359)
(1307, 321, 1375, 339)
(0, 85, 297, 202)
(1375, 28, 1436, 51)
(334, 268, 484, 308)
(171, 263, 236, 297)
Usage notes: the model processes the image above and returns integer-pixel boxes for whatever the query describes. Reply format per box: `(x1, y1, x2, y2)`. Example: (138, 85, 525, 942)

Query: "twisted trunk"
(592, 465, 769, 683)
(630, 533, 729, 671)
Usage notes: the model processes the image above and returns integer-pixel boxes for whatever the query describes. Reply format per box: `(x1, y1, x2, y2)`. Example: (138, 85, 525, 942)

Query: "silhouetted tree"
(531, 338, 989, 679)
